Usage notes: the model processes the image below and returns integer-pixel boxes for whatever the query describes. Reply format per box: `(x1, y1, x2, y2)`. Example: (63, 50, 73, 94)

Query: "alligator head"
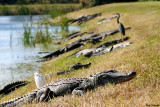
(92, 70, 136, 85)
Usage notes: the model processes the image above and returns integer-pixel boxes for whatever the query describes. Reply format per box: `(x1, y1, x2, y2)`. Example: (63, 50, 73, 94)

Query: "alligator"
(60, 32, 89, 44)
(56, 62, 91, 75)
(44, 62, 91, 76)
(65, 31, 80, 37)
(70, 41, 133, 58)
(68, 13, 102, 25)
(0, 70, 136, 107)
(97, 37, 129, 48)
(0, 81, 32, 97)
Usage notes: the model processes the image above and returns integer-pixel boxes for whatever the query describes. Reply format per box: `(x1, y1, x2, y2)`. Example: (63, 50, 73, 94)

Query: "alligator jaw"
(97, 70, 136, 84)
(113, 71, 136, 83)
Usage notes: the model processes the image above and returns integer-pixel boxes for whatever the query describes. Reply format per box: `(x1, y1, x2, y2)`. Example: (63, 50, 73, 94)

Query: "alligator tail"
(0, 89, 37, 107)
(0, 80, 33, 96)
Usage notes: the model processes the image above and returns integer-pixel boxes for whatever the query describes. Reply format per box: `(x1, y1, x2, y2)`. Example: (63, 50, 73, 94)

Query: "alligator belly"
(48, 83, 79, 96)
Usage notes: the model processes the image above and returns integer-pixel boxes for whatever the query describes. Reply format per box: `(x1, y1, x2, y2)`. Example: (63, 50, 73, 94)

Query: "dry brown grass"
(1, 2, 160, 107)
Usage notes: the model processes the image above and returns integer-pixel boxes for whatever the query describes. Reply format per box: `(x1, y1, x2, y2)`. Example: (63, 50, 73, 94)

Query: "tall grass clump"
(50, 8, 70, 39)
(59, 16, 69, 33)
(23, 23, 35, 47)
(22, 22, 52, 47)
(35, 23, 52, 47)
(50, 9, 64, 19)
(53, 16, 70, 39)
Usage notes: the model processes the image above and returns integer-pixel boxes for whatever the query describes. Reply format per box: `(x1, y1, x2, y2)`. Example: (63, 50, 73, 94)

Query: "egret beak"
(113, 13, 118, 15)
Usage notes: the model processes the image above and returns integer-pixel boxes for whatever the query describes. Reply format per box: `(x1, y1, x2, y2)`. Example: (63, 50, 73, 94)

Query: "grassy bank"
(0, 4, 80, 16)
(0, 2, 160, 106)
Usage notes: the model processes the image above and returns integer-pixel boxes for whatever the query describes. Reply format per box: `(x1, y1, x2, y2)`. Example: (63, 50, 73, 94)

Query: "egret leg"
(121, 34, 122, 40)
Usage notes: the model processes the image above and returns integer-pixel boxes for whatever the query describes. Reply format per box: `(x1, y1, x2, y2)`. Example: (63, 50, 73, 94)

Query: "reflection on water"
(0, 15, 80, 89)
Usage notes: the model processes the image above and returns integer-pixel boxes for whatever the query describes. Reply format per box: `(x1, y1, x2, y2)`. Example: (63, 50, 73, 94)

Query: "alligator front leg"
(72, 82, 94, 96)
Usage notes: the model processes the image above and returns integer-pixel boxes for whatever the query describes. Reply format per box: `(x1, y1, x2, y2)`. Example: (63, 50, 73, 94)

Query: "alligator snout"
(130, 71, 136, 76)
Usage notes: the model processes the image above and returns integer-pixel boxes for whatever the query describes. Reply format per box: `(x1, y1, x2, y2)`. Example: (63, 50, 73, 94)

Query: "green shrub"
(19, 5, 30, 15)
(0, 4, 80, 16)
(2, 5, 10, 15)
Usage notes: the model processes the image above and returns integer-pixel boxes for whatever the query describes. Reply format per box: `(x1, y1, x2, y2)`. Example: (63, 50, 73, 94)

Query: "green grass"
(0, 1, 160, 106)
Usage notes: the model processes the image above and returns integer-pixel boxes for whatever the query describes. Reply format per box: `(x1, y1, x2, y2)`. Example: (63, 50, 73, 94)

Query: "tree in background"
(0, 0, 79, 4)
(0, 0, 18, 4)
(17, 0, 30, 4)
(0, 0, 147, 5)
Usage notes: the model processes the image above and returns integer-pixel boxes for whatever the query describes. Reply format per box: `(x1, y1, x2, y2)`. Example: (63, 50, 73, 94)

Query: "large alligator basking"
(0, 70, 136, 107)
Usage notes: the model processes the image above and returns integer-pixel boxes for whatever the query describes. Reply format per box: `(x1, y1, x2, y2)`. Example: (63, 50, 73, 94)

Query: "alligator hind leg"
(72, 87, 85, 96)
(37, 88, 54, 102)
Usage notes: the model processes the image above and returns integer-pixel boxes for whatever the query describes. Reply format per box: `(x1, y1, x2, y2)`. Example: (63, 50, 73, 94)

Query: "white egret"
(34, 72, 45, 89)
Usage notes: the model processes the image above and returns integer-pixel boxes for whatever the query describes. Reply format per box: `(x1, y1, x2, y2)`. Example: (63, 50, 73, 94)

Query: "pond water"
(0, 15, 81, 89)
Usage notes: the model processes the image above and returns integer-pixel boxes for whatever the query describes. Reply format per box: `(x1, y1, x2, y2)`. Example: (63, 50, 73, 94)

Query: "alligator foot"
(72, 88, 85, 96)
